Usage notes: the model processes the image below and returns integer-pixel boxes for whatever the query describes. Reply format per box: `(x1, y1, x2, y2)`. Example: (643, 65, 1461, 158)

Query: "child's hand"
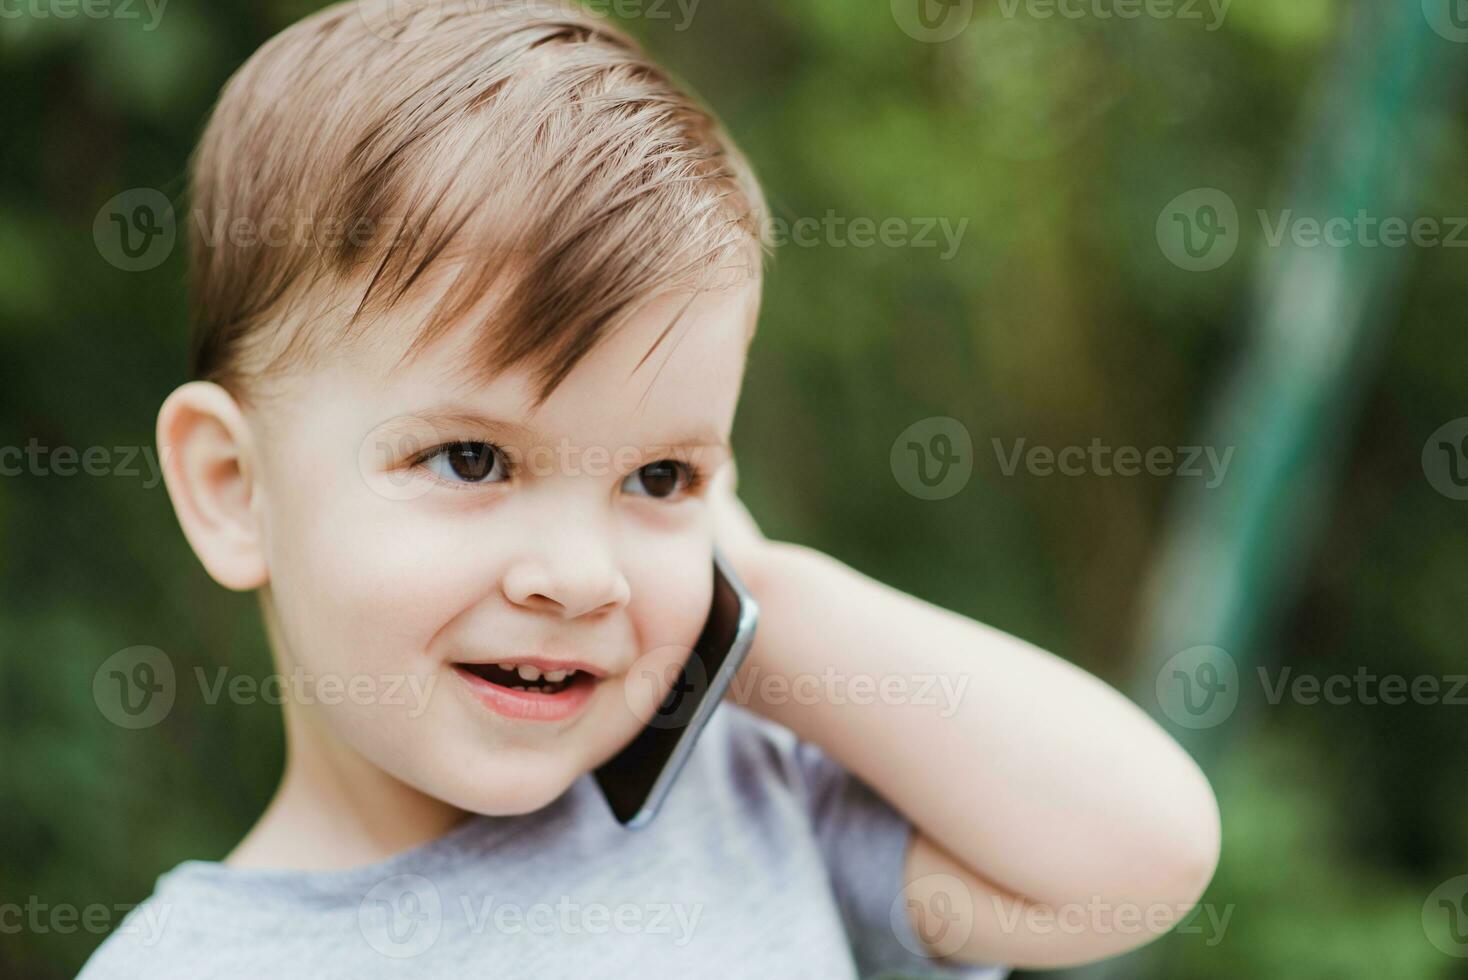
(708, 456, 769, 592)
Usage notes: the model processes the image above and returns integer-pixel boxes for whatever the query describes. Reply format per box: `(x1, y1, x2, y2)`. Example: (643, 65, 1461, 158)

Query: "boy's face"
(245, 280, 757, 816)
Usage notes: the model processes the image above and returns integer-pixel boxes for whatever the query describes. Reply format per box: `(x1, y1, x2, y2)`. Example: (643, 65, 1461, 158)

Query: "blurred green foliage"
(2, 0, 1466, 977)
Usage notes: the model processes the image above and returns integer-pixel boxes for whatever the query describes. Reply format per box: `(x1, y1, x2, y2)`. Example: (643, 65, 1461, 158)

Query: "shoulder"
(73, 861, 327, 980)
(76, 887, 210, 980)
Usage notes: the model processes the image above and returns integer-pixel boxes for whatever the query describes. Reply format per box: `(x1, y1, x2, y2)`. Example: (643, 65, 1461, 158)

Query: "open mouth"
(452, 662, 592, 696)
(451, 658, 602, 722)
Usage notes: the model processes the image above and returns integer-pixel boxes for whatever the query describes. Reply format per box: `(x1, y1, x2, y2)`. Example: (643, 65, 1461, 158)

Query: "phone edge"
(622, 546, 760, 829)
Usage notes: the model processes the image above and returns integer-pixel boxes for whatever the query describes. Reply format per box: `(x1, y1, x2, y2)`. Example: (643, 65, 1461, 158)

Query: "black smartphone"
(594, 545, 759, 828)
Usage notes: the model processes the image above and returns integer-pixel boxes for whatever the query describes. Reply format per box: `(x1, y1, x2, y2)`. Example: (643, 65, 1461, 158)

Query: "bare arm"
(712, 467, 1221, 968)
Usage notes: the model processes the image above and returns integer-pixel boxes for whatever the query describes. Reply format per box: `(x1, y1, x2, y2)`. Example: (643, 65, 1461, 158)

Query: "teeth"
(460, 661, 580, 687)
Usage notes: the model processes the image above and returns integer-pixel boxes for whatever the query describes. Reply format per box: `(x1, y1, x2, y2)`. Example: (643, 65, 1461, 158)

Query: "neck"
(225, 593, 469, 871)
(225, 699, 468, 870)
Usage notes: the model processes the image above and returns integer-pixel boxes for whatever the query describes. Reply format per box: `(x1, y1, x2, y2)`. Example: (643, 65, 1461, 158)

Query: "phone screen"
(594, 546, 758, 828)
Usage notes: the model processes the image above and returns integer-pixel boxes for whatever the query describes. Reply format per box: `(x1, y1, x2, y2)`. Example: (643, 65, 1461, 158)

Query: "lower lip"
(452, 665, 597, 722)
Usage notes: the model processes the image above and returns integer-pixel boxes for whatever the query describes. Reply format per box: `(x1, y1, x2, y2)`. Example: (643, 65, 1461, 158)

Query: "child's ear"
(156, 381, 268, 591)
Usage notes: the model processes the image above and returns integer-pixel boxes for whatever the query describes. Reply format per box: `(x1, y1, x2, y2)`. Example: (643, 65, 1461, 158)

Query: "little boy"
(79, 1, 1220, 976)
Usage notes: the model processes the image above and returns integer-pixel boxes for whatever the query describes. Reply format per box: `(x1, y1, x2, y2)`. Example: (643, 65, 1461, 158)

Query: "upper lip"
(452, 654, 609, 679)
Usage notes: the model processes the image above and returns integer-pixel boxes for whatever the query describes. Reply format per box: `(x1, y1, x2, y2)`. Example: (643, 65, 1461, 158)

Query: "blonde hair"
(187, 0, 767, 408)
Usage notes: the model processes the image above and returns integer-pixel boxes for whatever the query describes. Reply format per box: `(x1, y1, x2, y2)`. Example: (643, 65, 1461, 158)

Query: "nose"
(501, 531, 631, 619)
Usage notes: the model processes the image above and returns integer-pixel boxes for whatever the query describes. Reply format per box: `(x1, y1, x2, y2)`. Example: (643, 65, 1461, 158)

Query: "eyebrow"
(390, 409, 730, 453)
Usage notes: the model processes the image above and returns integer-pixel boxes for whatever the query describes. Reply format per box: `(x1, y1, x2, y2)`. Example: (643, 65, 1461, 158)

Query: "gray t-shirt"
(78, 704, 1008, 979)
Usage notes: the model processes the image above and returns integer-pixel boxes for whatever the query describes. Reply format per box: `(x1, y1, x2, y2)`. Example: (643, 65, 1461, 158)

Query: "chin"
(436, 750, 588, 818)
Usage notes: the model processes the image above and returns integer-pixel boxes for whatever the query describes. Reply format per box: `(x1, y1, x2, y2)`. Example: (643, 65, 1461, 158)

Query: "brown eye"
(626, 460, 689, 499)
(424, 442, 504, 484)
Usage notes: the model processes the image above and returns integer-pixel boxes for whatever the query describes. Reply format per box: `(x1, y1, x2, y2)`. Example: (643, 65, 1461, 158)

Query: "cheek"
(610, 538, 715, 730)
(264, 479, 484, 678)
(621, 536, 715, 653)
(259, 486, 486, 785)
